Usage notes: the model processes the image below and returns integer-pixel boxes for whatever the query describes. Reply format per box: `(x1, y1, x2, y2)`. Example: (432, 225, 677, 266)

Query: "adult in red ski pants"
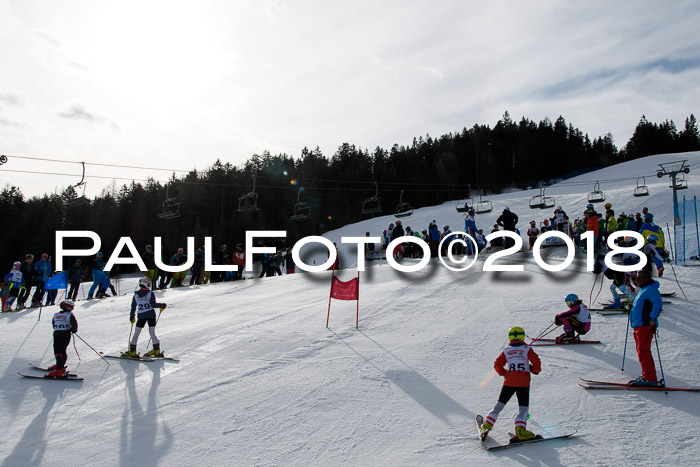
(634, 325, 657, 382)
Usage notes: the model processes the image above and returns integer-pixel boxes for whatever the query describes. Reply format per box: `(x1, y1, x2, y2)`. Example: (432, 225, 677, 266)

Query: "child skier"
(48, 299, 78, 378)
(3, 262, 24, 311)
(526, 221, 539, 251)
(122, 277, 167, 358)
(554, 294, 591, 343)
(480, 327, 541, 441)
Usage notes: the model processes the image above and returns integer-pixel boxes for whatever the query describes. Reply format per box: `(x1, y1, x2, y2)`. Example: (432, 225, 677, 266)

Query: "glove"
(554, 316, 562, 326)
(160, 304, 167, 311)
(530, 364, 540, 375)
(650, 321, 657, 334)
(130, 316, 135, 324)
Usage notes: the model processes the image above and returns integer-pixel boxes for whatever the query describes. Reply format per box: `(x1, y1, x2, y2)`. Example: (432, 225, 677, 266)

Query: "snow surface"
(2, 152, 700, 466)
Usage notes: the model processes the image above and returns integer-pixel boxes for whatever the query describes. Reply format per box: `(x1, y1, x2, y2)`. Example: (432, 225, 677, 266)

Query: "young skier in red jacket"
(480, 327, 541, 441)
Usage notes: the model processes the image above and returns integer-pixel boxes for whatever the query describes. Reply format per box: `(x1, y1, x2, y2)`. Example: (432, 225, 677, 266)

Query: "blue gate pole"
(695, 196, 699, 258)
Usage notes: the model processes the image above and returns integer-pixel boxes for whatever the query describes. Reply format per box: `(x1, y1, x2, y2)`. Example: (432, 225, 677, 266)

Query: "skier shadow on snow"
(119, 360, 173, 466)
(1, 382, 78, 466)
(334, 328, 472, 425)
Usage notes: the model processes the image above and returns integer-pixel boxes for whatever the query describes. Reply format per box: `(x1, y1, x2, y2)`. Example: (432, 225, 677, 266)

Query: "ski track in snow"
(1, 152, 700, 466)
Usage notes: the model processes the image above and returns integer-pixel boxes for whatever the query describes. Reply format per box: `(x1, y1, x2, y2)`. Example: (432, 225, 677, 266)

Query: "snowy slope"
(1, 153, 699, 467)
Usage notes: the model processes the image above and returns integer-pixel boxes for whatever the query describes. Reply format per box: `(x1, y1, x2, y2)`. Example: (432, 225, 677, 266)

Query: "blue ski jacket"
(629, 279, 662, 328)
(34, 260, 52, 281)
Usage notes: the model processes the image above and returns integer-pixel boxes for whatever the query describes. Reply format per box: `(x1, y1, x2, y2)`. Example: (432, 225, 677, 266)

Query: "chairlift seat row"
(633, 177, 649, 197)
(455, 199, 473, 213)
(238, 176, 260, 213)
(587, 181, 606, 203)
(394, 190, 413, 218)
(362, 182, 382, 216)
(529, 187, 555, 210)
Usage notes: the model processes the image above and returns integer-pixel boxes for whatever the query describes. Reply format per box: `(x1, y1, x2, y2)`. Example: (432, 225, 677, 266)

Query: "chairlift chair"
(671, 173, 688, 190)
(475, 191, 493, 214)
(361, 182, 382, 215)
(291, 188, 312, 221)
(633, 177, 649, 197)
(64, 162, 90, 208)
(395, 190, 413, 218)
(238, 176, 260, 213)
(529, 187, 555, 210)
(587, 181, 606, 203)
(158, 184, 181, 220)
(455, 198, 473, 213)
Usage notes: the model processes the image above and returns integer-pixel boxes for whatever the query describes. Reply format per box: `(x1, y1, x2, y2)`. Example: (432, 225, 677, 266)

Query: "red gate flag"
(327, 270, 360, 329)
(330, 276, 359, 300)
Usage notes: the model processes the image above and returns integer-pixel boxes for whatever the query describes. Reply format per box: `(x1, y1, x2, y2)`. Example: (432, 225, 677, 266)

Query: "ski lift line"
(6, 154, 192, 173)
(1, 169, 516, 193)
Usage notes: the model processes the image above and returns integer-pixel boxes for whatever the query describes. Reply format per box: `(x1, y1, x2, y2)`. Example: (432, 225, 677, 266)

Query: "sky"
(1, 0, 699, 198)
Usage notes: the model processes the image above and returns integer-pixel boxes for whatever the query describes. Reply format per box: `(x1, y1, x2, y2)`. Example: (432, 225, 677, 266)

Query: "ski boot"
(604, 298, 622, 309)
(46, 367, 66, 378)
(512, 426, 539, 442)
(144, 344, 163, 358)
(555, 332, 576, 344)
(628, 377, 661, 387)
(657, 266, 664, 277)
(480, 420, 493, 440)
(121, 345, 138, 358)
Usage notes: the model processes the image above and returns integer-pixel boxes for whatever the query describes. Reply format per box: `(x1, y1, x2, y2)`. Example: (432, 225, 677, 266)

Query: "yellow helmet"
(508, 326, 525, 342)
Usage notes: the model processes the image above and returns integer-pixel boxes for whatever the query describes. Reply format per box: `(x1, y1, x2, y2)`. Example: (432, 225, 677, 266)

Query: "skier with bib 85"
(48, 299, 78, 378)
(480, 327, 541, 442)
(554, 294, 591, 343)
(122, 277, 167, 358)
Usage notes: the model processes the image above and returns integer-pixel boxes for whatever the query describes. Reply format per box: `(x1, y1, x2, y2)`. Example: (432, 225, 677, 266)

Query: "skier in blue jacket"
(627, 269, 663, 387)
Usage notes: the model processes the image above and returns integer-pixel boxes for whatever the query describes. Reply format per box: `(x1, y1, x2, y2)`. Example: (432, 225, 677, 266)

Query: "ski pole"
(621, 313, 630, 373)
(74, 333, 109, 365)
(128, 321, 134, 351)
(654, 331, 668, 395)
(529, 322, 556, 344)
(73, 334, 81, 360)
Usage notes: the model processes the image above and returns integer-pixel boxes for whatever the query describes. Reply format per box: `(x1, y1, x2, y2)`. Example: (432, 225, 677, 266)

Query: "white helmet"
(139, 277, 152, 289)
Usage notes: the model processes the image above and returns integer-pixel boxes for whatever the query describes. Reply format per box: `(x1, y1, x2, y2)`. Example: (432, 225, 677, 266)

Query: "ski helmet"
(530, 220, 536, 225)
(565, 294, 579, 307)
(543, 219, 549, 224)
(139, 277, 152, 289)
(508, 326, 525, 342)
(59, 299, 75, 312)
(604, 203, 612, 209)
(504, 206, 510, 211)
(96, 252, 103, 258)
(647, 234, 659, 245)
(586, 203, 594, 210)
(13, 261, 21, 268)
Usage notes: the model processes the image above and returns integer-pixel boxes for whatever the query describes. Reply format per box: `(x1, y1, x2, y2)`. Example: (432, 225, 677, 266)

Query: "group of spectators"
(1, 242, 299, 311)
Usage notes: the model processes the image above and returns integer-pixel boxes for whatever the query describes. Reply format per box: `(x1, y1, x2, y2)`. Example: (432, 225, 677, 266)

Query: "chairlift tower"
(657, 160, 690, 262)
(657, 160, 690, 226)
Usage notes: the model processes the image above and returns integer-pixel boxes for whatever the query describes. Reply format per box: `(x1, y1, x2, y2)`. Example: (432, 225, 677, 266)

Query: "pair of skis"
(101, 353, 179, 363)
(529, 338, 601, 347)
(579, 378, 699, 392)
(18, 363, 84, 381)
(475, 415, 576, 451)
